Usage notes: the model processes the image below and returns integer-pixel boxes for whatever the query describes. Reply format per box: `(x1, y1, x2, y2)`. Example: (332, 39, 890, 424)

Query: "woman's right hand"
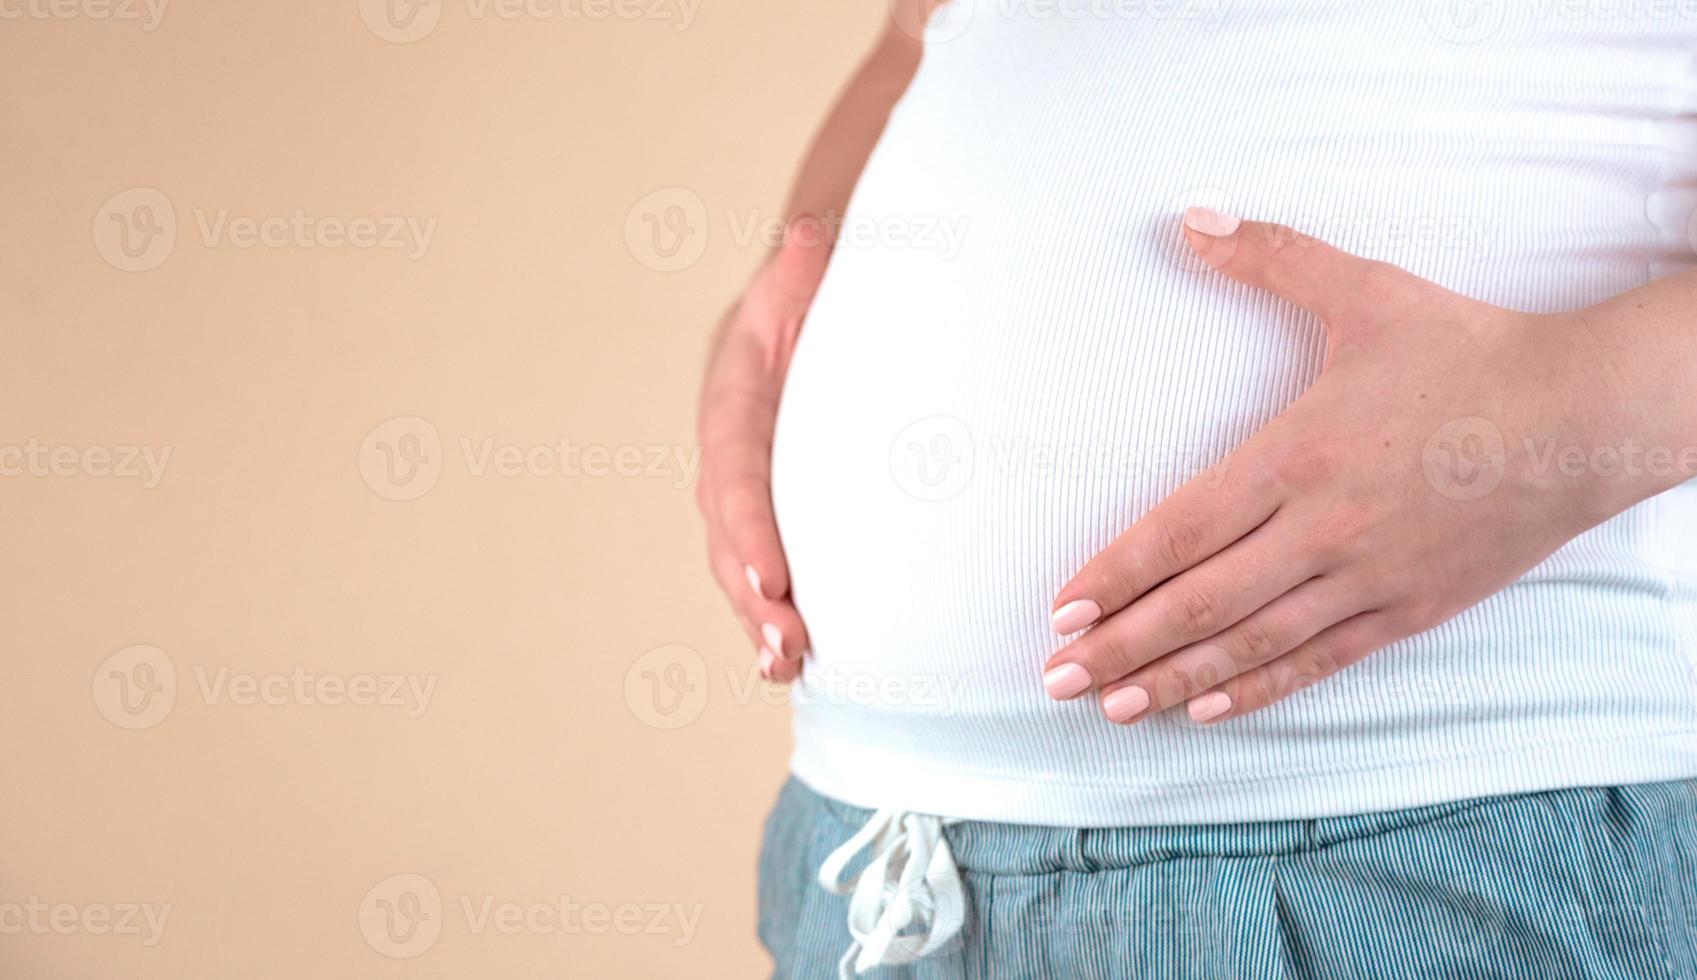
(697, 217, 832, 682)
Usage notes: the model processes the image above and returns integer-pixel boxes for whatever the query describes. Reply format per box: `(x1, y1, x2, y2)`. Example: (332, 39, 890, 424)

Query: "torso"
(771, 0, 1697, 826)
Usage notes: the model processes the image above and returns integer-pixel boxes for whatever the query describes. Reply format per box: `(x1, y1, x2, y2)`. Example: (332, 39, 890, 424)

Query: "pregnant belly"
(761, 1, 1697, 826)
(769, 44, 1683, 694)
(766, 188, 1696, 823)
(770, 202, 1319, 691)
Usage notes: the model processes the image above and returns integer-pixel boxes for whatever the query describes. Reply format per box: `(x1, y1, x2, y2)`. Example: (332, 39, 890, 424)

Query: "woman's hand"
(1041, 208, 1696, 725)
(697, 217, 831, 682)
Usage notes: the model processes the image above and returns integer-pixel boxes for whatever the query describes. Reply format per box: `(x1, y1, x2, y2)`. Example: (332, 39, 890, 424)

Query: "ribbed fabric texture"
(769, 1, 1697, 827)
(759, 776, 1697, 978)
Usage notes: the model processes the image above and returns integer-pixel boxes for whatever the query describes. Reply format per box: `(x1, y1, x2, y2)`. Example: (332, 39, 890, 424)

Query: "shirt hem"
(789, 729, 1697, 828)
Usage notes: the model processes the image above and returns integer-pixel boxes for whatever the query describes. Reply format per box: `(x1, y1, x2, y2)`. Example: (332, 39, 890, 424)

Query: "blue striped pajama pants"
(758, 776, 1697, 979)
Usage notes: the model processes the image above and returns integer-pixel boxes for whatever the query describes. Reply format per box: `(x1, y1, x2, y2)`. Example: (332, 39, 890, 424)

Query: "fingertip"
(763, 648, 803, 684)
(744, 560, 789, 600)
(1043, 663, 1093, 701)
(1181, 207, 1244, 270)
(1102, 685, 1152, 725)
(1183, 206, 1242, 238)
(1187, 690, 1234, 724)
(1182, 226, 1233, 269)
(1050, 599, 1102, 635)
(763, 563, 791, 600)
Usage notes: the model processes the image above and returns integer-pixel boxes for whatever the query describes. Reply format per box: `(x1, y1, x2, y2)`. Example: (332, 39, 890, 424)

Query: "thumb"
(1181, 207, 1410, 328)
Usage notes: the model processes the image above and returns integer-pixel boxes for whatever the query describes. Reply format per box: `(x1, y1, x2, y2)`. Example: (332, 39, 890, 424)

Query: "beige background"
(0, 1, 883, 975)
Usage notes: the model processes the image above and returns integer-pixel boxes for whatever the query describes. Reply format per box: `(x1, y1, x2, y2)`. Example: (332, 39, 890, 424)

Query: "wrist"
(1541, 308, 1697, 524)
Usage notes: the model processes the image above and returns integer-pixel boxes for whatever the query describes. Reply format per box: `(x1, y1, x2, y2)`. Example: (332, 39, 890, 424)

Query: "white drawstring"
(816, 808, 966, 979)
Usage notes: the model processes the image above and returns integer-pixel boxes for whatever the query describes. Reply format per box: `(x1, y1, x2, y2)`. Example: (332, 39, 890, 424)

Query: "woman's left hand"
(1040, 208, 1689, 726)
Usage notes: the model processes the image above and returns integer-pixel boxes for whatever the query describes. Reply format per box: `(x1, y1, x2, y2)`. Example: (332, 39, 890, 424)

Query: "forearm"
(700, 10, 930, 433)
(1565, 268, 1697, 514)
(780, 8, 929, 228)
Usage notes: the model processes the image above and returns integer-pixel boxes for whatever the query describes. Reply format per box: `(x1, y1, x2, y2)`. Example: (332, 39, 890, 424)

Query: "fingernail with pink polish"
(745, 565, 765, 599)
(761, 622, 785, 657)
(1103, 686, 1151, 724)
(1184, 206, 1241, 238)
(1051, 599, 1102, 635)
(758, 647, 778, 679)
(1189, 691, 1233, 723)
(1043, 663, 1092, 700)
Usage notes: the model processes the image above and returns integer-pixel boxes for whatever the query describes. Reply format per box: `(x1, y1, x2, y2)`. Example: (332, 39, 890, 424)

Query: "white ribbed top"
(770, 1, 1697, 826)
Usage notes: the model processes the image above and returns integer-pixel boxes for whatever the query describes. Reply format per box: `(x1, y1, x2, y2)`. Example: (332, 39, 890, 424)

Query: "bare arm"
(781, 6, 932, 223)
(696, 7, 935, 680)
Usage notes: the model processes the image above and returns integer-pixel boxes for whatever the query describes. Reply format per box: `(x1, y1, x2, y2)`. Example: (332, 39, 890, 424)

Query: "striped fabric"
(770, 1, 1697, 827)
(759, 776, 1697, 979)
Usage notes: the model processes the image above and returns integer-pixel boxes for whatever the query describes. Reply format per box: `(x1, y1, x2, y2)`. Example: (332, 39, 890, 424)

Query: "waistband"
(787, 773, 1697, 876)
